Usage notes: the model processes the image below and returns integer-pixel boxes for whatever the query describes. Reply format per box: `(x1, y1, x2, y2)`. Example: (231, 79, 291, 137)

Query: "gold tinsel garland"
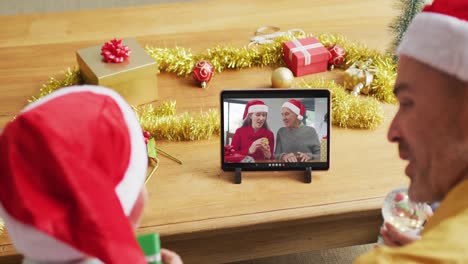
(316, 34, 397, 104)
(301, 79, 384, 129)
(145, 33, 397, 104)
(30, 33, 396, 132)
(28, 70, 220, 141)
(135, 102, 220, 141)
(29, 68, 82, 103)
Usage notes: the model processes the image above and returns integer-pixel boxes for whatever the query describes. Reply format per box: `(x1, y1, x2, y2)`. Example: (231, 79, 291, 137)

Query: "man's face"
(388, 56, 468, 203)
(281, 107, 299, 128)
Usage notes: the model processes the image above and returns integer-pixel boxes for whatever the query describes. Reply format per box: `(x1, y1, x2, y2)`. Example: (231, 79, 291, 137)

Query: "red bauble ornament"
(101, 39, 131, 63)
(143, 131, 151, 139)
(142, 130, 152, 144)
(192, 61, 214, 88)
(394, 192, 405, 203)
(327, 44, 346, 69)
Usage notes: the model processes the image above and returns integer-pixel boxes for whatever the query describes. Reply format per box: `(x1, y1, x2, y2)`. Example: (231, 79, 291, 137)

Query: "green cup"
(137, 233, 162, 264)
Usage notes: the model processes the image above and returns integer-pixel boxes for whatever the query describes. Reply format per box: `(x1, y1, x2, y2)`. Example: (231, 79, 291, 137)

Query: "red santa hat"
(242, 100, 268, 119)
(397, 0, 468, 82)
(0, 85, 147, 263)
(282, 99, 306, 121)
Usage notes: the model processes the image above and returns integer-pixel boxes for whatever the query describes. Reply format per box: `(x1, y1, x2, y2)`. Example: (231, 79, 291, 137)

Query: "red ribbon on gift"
(288, 39, 324, 66)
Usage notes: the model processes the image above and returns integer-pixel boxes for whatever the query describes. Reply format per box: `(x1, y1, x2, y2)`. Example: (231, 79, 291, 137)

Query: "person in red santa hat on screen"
(354, 0, 468, 262)
(230, 99, 274, 162)
(0, 85, 182, 264)
(274, 99, 320, 162)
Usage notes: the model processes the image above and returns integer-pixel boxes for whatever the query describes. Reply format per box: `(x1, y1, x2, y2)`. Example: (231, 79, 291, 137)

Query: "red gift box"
(282, 37, 330, 77)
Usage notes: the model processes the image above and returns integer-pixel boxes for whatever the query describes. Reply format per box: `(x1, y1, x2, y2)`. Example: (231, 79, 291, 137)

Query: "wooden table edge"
(138, 196, 384, 240)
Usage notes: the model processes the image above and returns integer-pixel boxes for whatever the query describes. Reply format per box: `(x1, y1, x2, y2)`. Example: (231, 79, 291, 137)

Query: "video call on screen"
(223, 97, 329, 165)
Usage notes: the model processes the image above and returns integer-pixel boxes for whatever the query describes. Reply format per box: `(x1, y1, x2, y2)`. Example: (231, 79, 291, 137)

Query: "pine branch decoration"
(388, 0, 427, 56)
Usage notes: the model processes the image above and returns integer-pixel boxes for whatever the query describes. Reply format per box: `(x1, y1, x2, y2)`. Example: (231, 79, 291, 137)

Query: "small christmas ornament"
(224, 145, 236, 156)
(192, 61, 214, 88)
(327, 44, 346, 69)
(100, 39, 131, 63)
(143, 130, 151, 144)
(224, 145, 255, 163)
(381, 187, 429, 235)
(271, 67, 294, 88)
(343, 59, 377, 96)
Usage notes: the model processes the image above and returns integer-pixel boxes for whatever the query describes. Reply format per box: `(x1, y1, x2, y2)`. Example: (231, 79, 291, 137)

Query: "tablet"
(221, 89, 330, 171)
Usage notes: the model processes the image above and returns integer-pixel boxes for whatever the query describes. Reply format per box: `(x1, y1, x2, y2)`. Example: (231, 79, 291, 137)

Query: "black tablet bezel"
(221, 89, 330, 171)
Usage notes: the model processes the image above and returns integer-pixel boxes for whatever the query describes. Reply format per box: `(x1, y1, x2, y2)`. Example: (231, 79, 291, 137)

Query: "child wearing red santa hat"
(0, 85, 182, 264)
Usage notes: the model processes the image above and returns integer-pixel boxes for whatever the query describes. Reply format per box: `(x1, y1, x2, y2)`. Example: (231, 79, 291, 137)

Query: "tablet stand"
(233, 167, 312, 184)
(235, 167, 242, 184)
(304, 167, 312, 183)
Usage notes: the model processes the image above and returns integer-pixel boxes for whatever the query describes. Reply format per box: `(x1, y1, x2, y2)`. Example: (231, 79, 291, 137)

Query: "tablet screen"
(221, 89, 330, 171)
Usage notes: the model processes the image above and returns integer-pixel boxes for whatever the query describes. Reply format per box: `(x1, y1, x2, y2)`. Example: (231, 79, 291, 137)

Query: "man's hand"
(281, 153, 297, 162)
(161, 248, 183, 264)
(296, 152, 310, 162)
(380, 222, 420, 247)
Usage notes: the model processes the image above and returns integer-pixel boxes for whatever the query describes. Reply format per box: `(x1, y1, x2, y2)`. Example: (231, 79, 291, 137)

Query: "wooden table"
(0, 1, 406, 263)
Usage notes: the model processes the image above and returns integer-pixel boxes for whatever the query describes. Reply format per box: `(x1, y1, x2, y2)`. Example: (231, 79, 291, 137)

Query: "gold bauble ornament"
(271, 67, 294, 88)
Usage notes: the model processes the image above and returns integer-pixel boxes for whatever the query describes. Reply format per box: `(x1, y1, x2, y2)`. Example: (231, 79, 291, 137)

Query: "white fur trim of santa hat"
(282, 101, 303, 120)
(0, 205, 85, 262)
(248, 104, 268, 114)
(397, 12, 468, 82)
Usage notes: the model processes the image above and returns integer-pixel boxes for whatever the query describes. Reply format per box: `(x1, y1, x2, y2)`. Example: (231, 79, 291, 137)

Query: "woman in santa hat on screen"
(231, 100, 274, 162)
(274, 99, 320, 162)
(0, 85, 182, 264)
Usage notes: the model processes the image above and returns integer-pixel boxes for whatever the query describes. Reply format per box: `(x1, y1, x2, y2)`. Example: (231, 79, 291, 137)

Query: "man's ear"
(128, 187, 148, 230)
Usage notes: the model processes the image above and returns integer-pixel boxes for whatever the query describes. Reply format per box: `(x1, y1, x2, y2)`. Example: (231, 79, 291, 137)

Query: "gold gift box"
(76, 38, 158, 105)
